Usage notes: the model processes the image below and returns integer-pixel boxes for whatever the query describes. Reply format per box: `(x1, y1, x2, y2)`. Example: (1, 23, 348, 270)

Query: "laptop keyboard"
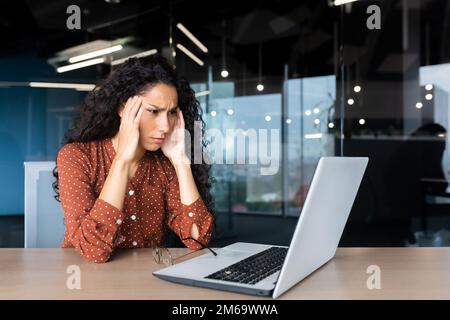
(205, 247, 288, 285)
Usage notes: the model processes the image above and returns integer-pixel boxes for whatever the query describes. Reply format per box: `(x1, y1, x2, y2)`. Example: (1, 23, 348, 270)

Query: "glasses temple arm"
(182, 237, 218, 256)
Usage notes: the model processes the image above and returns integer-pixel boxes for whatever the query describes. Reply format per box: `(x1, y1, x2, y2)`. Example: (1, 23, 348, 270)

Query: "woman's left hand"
(161, 109, 190, 165)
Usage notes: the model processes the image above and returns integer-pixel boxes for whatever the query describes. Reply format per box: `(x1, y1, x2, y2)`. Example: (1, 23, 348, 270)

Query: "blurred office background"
(1, 0, 450, 248)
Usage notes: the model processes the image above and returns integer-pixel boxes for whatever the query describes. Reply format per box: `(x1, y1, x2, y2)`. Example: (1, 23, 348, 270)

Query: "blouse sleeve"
(57, 144, 126, 263)
(164, 163, 214, 250)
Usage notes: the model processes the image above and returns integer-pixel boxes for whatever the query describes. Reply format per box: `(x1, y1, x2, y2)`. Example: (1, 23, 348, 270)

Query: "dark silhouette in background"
(384, 123, 448, 245)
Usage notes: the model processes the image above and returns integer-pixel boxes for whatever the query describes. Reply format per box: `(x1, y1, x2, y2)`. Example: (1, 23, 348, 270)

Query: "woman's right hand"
(115, 96, 144, 164)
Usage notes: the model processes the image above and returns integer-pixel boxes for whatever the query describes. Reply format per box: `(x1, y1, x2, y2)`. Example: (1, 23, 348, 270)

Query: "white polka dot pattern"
(56, 138, 213, 263)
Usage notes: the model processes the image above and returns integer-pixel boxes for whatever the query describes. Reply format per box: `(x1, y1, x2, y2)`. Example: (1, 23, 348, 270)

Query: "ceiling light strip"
(176, 23, 208, 53)
(57, 58, 105, 73)
(69, 45, 123, 63)
(176, 44, 204, 66)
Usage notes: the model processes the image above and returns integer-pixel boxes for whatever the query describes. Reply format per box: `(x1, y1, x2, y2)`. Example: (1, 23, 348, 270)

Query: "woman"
(53, 55, 215, 263)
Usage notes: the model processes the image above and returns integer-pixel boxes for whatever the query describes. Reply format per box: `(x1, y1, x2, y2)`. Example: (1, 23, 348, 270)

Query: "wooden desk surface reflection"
(1, 247, 450, 299)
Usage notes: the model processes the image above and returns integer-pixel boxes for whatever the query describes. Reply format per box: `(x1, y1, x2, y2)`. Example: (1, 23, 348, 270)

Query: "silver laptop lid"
(273, 157, 368, 298)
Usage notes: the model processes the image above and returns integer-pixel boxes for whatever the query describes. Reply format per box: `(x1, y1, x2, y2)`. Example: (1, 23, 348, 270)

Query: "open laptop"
(153, 157, 368, 298)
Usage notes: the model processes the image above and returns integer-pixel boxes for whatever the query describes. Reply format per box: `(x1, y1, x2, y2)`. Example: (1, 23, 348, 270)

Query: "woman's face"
(136, 83, 179, 151)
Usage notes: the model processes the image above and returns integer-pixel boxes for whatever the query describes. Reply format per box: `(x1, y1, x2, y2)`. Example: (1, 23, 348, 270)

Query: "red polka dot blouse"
(56, 137, 214, 263)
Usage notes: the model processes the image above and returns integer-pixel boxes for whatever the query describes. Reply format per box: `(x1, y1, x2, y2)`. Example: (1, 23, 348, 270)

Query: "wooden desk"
(1, 247, 450, 299)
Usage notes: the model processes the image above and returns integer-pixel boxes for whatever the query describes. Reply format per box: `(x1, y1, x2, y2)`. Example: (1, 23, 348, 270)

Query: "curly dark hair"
(52, 54, 215, 221)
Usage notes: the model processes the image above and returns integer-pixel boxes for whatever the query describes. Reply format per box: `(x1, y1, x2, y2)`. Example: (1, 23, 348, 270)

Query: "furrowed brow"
(146, 103, 178, 111)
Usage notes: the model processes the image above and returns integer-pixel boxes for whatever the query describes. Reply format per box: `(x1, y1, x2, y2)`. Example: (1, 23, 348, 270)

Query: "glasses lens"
(160, 248, 173, 266)
(152, 247, 161, 264)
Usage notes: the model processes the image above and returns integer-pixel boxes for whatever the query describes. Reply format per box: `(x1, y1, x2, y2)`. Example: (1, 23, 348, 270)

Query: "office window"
(285, 75, 336, 216)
